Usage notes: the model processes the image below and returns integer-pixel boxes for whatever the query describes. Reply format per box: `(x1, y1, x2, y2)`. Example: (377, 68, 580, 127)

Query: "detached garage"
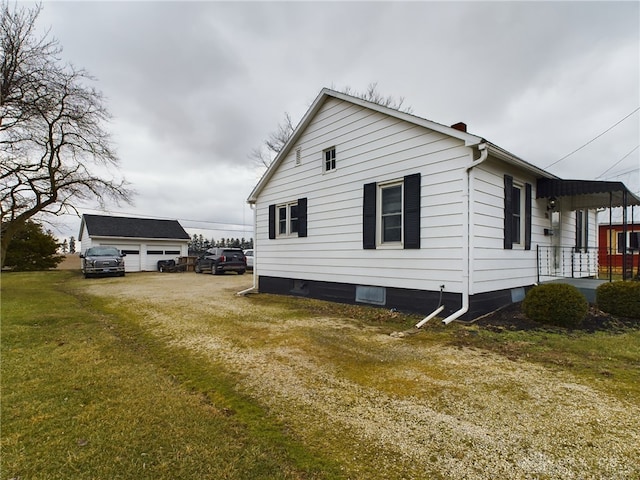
(79, 214, 191, 272)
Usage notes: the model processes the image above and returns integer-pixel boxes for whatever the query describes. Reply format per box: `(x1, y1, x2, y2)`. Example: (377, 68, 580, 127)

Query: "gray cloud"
(35, 1, 638, 241)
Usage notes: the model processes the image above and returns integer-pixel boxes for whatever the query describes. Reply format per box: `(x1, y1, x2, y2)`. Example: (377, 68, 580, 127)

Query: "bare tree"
(249, 111, 295, 168)
(341, 82, 412, 114)
(0, 2, 133, 266)
(250, 83, 412, 169)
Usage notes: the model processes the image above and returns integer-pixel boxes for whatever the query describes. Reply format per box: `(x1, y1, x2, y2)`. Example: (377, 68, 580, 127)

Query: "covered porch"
(536, 178, 640, 288)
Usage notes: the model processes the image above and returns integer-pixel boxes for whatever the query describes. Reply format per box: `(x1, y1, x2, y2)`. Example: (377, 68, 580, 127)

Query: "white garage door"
(102, 244, 141, 272)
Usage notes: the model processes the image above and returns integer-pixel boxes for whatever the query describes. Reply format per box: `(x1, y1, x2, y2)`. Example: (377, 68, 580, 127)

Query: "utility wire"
(544, 106, 640, 169)
(595, 144, 640, 179)
(602, 166, 639, 179)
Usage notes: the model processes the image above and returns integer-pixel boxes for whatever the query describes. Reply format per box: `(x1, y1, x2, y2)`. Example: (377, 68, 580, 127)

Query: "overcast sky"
(35, 1, 639, 244)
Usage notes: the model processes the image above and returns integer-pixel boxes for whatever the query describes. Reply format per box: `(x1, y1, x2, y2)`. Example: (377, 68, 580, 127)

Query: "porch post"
(609, 192, 613, 282)
(536, 244, 540, 283)
(623, 190, 628, 279)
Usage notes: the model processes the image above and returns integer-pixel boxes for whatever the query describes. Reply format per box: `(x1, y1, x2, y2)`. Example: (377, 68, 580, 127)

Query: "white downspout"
(237, 203, 258, 296)
(441, 143, 488, 325)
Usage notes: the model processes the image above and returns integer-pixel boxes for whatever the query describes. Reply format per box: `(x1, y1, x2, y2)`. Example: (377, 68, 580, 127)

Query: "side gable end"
(247, 88, 484, 203)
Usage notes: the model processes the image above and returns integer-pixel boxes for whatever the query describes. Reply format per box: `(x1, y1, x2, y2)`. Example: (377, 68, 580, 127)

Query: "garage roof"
(79, 214, 190, 241)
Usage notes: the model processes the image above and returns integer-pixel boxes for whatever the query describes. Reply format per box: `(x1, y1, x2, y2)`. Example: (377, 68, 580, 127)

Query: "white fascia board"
(89, 235, 189, 243)
(247, 89, 330, 204)
(486, 143, 558, 179)
(324, 88, 484, 147)
(247, 88, 485, 203)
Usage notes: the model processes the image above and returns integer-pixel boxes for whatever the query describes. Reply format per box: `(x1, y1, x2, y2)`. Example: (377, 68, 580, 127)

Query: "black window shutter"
(268, 204, 276, 239)
(403, 173, 421, 249)
(575, 210, 582, 250)
(363, 182, 377, 249)
(504, 175, 513, 249)
(584, 210, 589, 251)
(525, 183, 532, 250)
(297, 197, 307, 237)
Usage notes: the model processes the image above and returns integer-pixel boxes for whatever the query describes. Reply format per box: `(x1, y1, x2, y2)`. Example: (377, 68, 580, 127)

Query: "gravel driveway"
(83, 273, 640, 480)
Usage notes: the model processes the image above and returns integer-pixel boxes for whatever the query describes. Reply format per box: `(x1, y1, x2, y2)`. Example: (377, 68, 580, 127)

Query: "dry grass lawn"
(76, 272, 640, 480)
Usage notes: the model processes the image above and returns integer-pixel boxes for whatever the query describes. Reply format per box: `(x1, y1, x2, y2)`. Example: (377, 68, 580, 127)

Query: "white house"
(247, 88, 640, 321)
(79, 214, 190, 272)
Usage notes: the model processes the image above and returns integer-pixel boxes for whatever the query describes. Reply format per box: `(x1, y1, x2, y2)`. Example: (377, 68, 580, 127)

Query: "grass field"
(2, 271, 639, 479)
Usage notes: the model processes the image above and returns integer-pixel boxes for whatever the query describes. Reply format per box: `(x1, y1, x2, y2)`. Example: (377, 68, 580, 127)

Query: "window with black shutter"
(362, 173, 421, 249)
(269, 199, 307, 238)
(504, 175, 531, 250)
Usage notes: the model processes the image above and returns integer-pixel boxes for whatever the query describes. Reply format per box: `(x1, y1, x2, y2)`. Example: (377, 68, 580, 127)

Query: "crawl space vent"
(356, 285, 386, 306)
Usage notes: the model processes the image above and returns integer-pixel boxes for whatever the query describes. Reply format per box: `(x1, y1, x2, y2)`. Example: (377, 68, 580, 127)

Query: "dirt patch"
(56, 254, 81, 270)
(475, 302, 639, 333)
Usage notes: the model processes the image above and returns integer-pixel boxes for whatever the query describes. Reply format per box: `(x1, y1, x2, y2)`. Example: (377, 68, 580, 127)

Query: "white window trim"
(512, 182, 525, 249)
(276, 201, 299, 238)
(323, 146, 336, 173)
(377, 179, 403, 248)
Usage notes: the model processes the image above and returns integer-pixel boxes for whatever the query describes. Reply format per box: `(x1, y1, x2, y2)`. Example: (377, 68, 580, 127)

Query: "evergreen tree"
(4, 221, 65, 270)
(60, 238, 69, 253)
(69, 236, 76, 253)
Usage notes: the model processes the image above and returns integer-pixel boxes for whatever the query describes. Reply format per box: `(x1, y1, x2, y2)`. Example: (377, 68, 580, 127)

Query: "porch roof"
(536, 179, 640, 210)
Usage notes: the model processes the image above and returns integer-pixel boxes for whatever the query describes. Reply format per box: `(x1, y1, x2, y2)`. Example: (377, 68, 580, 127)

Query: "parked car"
(244, 249, 254, 270)
(80, 246, 126, 278)
(194, 248, 246, 275)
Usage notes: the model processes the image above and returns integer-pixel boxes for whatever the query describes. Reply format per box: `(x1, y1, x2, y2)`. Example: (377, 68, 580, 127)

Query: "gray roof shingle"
(81, 214, 190, 240)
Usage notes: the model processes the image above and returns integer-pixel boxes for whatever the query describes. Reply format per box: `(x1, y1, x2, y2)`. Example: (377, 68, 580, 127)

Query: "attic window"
(295, 147, 302, 166)
(323, 147, 336, 172)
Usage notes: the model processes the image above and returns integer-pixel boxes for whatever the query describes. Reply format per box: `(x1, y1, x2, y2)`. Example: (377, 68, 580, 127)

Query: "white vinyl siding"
(256, 97, 468, 293)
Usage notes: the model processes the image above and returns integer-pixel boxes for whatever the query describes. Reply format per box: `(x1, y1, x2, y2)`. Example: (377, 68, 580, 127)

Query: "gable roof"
(247, 88, 554, 203)
(79, 214, 190, 241)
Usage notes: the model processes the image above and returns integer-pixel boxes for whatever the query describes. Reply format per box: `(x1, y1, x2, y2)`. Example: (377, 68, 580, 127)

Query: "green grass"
(3, 271, 640, 479)
(1, 272, 342, 480)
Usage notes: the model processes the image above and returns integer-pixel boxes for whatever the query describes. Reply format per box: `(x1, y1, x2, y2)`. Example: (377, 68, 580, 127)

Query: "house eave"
(86, 234, 190, 243)
(247, 87, 485, 204)
(485, 143, 558, 180)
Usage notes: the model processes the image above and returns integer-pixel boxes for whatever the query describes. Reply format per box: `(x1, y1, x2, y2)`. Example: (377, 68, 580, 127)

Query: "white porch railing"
(536, 246, 600, 282)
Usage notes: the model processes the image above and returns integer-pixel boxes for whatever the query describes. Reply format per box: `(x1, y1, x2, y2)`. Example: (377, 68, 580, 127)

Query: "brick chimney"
(450, 122, 467, 132)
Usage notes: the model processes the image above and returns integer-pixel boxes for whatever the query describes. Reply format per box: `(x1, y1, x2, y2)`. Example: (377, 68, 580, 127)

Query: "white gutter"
(415, 305, 444, 328)
(237, 203, 258, 296)
(441, 142, 488, 325)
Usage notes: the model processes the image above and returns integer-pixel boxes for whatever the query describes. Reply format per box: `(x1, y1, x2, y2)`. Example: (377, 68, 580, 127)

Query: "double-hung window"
(504, 175, 532, 250)
(268, 198, 308, 239)
(380, 182, 403, 244)
(363, 173, 420, 249)
(511, 185, 522, 245)
(277, 202, 299, 237)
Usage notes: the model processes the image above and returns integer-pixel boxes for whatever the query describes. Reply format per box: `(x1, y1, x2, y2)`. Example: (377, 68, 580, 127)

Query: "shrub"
(522, 283, 588, 328)
(596, 281, 640, 319)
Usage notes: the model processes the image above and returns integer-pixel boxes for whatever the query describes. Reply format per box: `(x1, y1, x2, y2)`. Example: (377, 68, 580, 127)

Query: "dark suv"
(80, 246, 126, 278)
(194, 248, 246, 275)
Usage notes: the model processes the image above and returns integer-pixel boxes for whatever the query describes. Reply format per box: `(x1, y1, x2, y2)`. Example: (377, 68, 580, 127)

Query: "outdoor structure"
(598, 222, 640, 278)
(79, 214, 190, 272)
(247, 88, 640, 321)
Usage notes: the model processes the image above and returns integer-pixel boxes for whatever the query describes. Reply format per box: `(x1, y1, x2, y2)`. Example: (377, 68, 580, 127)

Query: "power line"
(602, 166, 639, 179)
(544, 106, 640, 169)
(595, 144, 640, 179)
